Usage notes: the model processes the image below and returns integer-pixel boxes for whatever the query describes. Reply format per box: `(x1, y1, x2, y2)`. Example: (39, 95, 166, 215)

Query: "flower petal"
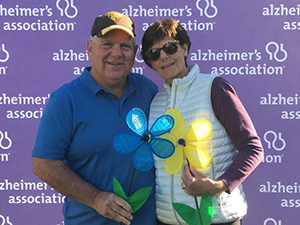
(159, 133, 177, 146)
(164, 109, 185, 137)
(113, 133, 142, 154)
(133, 143, 154, 171)
(165, 145, 184, 174)
(150, 137, 175, 159)
(126, 108, 147, 136)
(184, 144, 210, 169)
(185, 119, 211, 142)
(150, 115, 174, 137)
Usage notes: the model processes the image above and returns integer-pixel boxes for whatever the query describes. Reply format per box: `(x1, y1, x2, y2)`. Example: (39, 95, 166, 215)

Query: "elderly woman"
(141, 18, 264, 225)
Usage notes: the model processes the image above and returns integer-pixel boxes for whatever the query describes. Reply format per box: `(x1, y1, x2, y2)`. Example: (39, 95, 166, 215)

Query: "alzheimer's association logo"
(0, 131, 12, 150)
(0, 44, 9, 63)
(263, 130, 286, 164)
(265, 41, 288, 63)
(56, 0, 78, 18)
(196, 0, 218, 18)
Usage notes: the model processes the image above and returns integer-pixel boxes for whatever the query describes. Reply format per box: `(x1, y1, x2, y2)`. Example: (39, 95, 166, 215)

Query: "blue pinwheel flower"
(113, 108, 175, 171)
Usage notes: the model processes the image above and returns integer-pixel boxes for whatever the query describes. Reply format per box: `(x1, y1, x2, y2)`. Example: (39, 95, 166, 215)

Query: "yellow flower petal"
(159, 133, 177, 146)
(185, 119, 212, 142)
(165, 109, 185, 137)
(165, 145, 184, 174)
(184, 144, 210, 169)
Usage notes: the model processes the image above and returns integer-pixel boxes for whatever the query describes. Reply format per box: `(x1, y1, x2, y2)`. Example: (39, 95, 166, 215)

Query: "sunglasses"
(146, 40, 179, 61)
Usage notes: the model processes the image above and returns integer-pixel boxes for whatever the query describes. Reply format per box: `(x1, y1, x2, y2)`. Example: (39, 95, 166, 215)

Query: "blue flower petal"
(113, 133, 142, 154)
(126, 108, 147, 136)
(150, 115, 174, 137)
(133, 143, 154, 171)
(150, 137, 175, 159)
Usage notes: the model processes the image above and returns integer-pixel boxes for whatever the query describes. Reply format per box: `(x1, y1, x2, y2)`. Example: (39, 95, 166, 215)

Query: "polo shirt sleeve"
(32, 94, 73, 160)
(211, 77, 264, 193)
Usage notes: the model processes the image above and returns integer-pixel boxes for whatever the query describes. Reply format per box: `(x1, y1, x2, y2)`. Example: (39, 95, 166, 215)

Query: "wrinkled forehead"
(94, 30, 135, 45)
(101, 29, 133, 40)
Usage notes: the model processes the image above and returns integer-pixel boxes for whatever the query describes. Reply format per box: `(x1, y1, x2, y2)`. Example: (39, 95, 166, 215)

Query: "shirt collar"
(79, 67, 136, 97)
(79, 67, 103, 96)
(163, 64, 200, 91)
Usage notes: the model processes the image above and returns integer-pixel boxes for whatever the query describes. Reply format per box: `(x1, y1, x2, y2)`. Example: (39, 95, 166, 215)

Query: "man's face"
(87, 29, 137, 86)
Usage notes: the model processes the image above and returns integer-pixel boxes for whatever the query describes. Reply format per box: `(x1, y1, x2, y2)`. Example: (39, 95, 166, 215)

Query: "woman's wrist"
(209, 179, 228, 196)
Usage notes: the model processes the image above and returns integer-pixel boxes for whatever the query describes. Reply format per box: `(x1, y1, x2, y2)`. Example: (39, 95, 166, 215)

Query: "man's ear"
(87, 40, 93, 61)
(134, 45, 138, 55)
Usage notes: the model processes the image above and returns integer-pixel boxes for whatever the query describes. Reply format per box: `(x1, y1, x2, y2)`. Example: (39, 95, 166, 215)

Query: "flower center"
(178, 137, 186, 147)
(141, 133, 150, 142)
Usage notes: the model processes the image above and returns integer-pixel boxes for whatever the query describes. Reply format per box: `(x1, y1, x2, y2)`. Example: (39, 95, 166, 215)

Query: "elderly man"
(32, 11, 158, 225)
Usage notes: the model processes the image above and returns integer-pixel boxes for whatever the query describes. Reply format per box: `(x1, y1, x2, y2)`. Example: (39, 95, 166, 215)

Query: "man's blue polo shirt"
(32, 67, 158, 224)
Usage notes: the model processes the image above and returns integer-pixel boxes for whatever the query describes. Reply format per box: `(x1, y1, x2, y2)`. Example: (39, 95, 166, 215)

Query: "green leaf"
(128, 186, 152, 212)
(113, 177, 153, 213)
(172, 192, 213, 225)
(199, 192, 214, 224)
(113, 177, 127, 199)
(172, 203, 201, 225)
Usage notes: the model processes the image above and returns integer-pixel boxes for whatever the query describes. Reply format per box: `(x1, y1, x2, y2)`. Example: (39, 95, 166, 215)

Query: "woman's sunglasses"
(146, 40, 179, 61)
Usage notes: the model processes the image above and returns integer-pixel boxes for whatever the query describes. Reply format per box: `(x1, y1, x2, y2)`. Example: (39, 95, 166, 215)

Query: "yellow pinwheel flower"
(161, 109, 212, 174)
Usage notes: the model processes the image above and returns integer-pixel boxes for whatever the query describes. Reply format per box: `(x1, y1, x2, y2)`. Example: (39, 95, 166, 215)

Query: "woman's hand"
(181, 164, 228, 197)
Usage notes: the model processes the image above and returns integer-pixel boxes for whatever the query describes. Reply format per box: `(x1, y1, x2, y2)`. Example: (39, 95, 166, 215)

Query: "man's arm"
(32, 157, 133, 225)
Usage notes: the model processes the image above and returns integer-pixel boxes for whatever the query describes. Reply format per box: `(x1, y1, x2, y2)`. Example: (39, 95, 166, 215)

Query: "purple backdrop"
(1, 0, 299, 224)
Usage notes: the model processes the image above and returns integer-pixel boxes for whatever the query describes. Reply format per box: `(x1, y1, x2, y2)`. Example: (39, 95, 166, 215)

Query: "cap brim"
(101, 25, 134, 37)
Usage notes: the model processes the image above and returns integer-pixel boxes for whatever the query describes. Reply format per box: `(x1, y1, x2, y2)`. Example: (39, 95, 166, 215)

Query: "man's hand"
(93, 191, 133, 225)
(32, 158, 133, 224)
(181, 164, 228, 197)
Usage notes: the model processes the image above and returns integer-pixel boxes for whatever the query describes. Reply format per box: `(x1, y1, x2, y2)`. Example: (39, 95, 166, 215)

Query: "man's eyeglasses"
(146, 40, 179, 61)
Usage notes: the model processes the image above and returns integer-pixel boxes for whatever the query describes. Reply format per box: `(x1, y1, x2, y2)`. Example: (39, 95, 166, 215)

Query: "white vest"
(149, 64, 247, 224)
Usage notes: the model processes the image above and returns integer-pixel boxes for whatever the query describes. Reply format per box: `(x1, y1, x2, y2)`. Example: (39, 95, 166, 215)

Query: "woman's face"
(149, 38, 189, 84)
